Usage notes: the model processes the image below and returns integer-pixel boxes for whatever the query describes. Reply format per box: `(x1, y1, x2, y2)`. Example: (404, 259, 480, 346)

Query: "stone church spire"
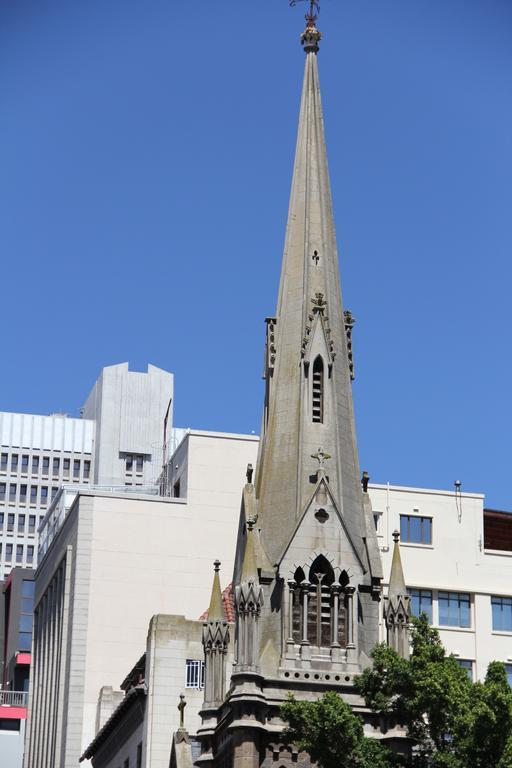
(255, 14, 378, 577)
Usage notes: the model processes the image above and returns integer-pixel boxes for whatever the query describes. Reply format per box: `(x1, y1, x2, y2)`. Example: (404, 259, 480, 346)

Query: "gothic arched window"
(308, 555, 334, 646)
(290, 561, 348, 648)
(312, 356, 324, 423)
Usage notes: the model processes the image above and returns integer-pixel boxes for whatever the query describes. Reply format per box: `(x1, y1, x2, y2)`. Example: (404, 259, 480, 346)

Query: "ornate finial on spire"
(290, 0, 322, 53)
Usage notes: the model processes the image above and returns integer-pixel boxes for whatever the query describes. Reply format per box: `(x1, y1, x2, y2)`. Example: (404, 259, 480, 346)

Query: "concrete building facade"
(23, 431, 258, 768)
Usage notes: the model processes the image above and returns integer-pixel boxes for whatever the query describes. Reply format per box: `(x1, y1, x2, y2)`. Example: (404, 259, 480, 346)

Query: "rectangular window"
(27, 545, 34, 564)
(84, 460, 90, 479)
(42, 456, 50, 474)
(0, 483, 5, 501)
(439, 591, 471, 628)
(52, 457, 60, 476)
(0, 512, 4, 529)
(5, 543, 13, 561)
(20, 484, 27, 503)
(373, 512, 382, 533)
(21, 455, 29, 473)
(16, 544, 23, 564)
(185, 659, 205, 689)
(63, 458, 70, 477)
(40, 487, 48, 506)
(456, 659, 474, 680)
(7, 513, 15, 532)
(136, 455, 143, 472)
(492, 596, 512, 632)
(400, 514, 432, 545)
(136, 743, 142, 768)
(0, 453, 7, 471)
(18, 514, 25, 534)
(409, 588, 433, 623)
(73, 459, 80, 478)
(51, 486, 59, 500)
(505, 664, 512, 687)
(30, 486, 37, 504)
(9, 483, 17, 502)
(11, 454, 18, 472)
(31, 456, 39, 475)
(126, 455, 133, 472)
(28, 515, 36, 534)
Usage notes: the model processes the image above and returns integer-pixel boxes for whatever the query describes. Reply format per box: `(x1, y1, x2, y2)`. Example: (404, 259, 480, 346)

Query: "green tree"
(281, 690, 394, 768)
(355, 615, 512, 768)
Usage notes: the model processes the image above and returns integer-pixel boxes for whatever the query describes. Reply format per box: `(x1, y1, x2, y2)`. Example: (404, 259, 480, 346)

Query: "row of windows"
(0, 453, 90, 479)
(409, 588, 512, 632)
(0, 542, 35, 564)
(0, 483, 61, 507)
(0, 511, 44, 534)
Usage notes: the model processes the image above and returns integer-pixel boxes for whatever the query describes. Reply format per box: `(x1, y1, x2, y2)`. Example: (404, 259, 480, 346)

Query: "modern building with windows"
(0, 411, 94, 580)
(372, 483, 512, 683)
(0, 362, 174, 582)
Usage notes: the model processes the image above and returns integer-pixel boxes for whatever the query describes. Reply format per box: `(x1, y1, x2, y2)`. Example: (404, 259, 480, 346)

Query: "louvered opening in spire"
(312, 355, 324, 423)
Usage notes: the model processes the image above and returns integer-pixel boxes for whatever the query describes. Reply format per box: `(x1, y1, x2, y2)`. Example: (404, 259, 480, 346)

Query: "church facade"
(195, 14, 410, 768)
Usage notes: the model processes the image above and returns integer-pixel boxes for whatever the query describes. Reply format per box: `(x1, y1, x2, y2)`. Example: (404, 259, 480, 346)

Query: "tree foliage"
(281, 690, 394, 768)
(355, 615, 512, 767)
(280, 617, 512, 768)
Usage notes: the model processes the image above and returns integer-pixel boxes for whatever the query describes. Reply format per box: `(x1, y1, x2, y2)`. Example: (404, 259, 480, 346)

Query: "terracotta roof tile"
(199, 582, 235, 622)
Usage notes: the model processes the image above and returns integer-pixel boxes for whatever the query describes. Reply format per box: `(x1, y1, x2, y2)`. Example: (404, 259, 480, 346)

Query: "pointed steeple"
(207, 559, 224, 621)
(234, 521, 263, 672)
(255, 21, 380, 580)
(384, 531, 411, 658)
(388, 530, 407, 599)
(202, 561, 230, 708)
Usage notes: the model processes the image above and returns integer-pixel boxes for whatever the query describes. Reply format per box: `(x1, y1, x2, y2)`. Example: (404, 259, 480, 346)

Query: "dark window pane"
(409, 588, 433, 623)
(492, 597, 512, 632)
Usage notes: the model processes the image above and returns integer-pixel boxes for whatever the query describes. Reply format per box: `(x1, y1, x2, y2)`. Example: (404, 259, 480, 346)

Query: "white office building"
(0, 363, 174, 581)
(0, 412, 94, 580)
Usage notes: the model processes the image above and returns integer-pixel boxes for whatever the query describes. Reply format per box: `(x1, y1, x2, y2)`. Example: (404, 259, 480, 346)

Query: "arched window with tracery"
(312, 356, 324, 423)
(289, 559, 348, 649)
(307, 555, 334, 646)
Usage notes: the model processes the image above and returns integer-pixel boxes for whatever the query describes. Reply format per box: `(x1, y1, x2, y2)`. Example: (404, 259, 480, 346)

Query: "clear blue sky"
(1, 1, 511, 507)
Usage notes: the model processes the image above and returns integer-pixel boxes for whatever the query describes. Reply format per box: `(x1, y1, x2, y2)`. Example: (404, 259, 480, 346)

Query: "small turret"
(202, 561, 230, 707)
(383, 531, 411, 658)
(234, 521, 263, 672)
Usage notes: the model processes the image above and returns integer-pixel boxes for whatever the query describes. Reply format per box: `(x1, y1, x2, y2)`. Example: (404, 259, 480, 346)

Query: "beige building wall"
(25, 431, 258, 768)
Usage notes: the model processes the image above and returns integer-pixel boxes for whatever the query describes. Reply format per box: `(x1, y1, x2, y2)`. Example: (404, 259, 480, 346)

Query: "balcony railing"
(0, 690, 28, 707)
